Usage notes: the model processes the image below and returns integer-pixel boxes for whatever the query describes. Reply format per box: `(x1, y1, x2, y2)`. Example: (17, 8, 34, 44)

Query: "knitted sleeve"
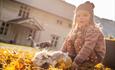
(61, 35, 70, 52)
(61, 30, 77, 59)
(95, 32, 106, 60)
(61, 34, 75, 53)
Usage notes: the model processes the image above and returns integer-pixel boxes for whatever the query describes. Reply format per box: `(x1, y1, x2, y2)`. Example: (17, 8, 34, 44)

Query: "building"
(0, 0, 75, 49)
(0, 0, 115, 50)
(95, 16, 115, 37)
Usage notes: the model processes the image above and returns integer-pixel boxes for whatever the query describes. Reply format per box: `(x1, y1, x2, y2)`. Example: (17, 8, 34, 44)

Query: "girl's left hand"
(71, 61, 78, 70)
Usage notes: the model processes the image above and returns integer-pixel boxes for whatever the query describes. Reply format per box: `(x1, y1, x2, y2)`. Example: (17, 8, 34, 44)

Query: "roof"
(7, 18, 44, 31)
(14, 0, 75, 20)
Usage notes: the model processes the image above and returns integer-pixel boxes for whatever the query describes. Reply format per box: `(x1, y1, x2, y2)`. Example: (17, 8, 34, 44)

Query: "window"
(68, 23, 72, 28)
(18, 5, 30, 18)
(0, 22, 9, 35)
(51, 34, 59, 47)
(57, 20, 62, 25)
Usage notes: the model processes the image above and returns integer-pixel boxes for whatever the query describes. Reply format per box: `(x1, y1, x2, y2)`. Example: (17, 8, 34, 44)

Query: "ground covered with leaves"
(0, 42, 112, 70)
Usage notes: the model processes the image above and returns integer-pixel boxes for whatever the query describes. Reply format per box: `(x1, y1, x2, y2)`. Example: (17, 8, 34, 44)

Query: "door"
(14, 25, 32, 46)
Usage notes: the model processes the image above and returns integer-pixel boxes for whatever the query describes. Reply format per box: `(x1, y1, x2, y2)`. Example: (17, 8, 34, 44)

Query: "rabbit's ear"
(62, 51, 68, 55)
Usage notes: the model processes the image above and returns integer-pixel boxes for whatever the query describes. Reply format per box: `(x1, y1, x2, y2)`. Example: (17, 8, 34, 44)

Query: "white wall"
(30, 7, 71, 49)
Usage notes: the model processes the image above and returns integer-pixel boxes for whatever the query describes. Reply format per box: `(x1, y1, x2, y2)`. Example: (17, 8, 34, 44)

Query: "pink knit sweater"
(61, 25, 106, 64)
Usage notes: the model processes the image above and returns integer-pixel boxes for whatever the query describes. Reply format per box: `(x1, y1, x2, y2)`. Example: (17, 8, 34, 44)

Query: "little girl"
(61, 1, 106, 70)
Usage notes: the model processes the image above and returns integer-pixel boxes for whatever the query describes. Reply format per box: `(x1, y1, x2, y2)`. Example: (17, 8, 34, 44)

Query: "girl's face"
(76, 10, 91, 26)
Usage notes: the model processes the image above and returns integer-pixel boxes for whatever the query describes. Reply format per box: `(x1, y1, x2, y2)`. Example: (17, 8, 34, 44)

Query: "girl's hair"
(72, 8, 77, 29)
(72, 8, 103, 32)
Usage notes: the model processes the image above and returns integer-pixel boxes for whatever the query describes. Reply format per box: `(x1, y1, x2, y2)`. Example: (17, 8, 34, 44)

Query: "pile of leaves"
(0, 48, 112, 70)
(94, 63, 112, 70)
(0, 48, 35, 70)
(0, 48, 63, 70)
